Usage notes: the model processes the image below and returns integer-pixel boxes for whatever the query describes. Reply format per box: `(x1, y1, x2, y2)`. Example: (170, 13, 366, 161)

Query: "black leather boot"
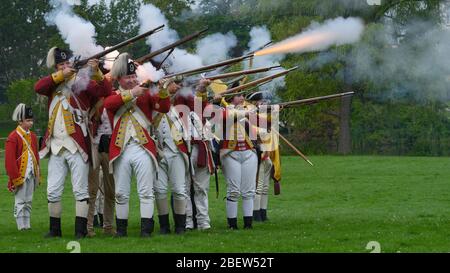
(174, 214, 186, 235)
(158, 214, 171, 235)
(115, 218, 128, 237)
(253, 210, 262, 222)
(260, 209, 268, 222)
(243, 216, 253, 229)
(93, 214, 100, 227)
(45, 217, 62, 238)
(75, 217, 88, 239)
(141, 218, 154, 238)
(227, 218, 238, 230)
(98, 213, 104, 227)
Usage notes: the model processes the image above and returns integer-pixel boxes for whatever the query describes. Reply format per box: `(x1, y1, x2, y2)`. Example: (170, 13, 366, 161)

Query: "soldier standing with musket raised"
(184, 79, 216, 230)
(104, 53, 171, 237)
(86, 65, 116, 237)
(152, 78, 192, 235)
(246, 91, 281, 222)
(214, 82, 262, 230)
(35, 47, 111, 238)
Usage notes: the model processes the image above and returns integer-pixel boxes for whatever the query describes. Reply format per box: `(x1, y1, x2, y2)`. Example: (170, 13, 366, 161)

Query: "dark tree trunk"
(338, 63, 353, 155)
(338, 94, 352, 154)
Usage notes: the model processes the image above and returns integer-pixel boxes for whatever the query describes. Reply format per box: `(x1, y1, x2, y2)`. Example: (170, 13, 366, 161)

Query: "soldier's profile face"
(231, 94, 244, 106)
(119, 74, 139, 90)
(56, 61, 72, 71)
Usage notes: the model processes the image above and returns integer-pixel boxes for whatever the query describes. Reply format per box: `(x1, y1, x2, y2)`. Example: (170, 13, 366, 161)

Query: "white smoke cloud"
(196, 32, 237, 65)
(137, 3, 203, 74)
(102, 49, 120, 71)
(246, 26, 286, 93)
(257, 17, 364, 56)
(136, 62, 165, 83)
(71, 66, 93, 95)
(138, 4, 179, 50)
(167, 48, 204, 73)
(348, 19, 450, 102)
(46, 0, 103, 58)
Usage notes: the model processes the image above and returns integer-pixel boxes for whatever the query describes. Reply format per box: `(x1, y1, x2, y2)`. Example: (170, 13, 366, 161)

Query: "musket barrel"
(222, 66, 299, 96)
(74, 24, 165, 68)
(205, 65, 281, 81)
(136, 27, 209, 64)
(217, 41, 273, 72)
(257, 92, 355, 110)
(164, 54, 255, 79)
(279, 91, 354, 108)
(248, 41, 273, 55)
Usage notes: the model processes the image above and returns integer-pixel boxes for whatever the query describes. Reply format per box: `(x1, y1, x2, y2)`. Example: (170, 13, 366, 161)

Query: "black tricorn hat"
(12, 103, 33, 121)
(111, 53, 137, 78)
(47, 47, 73, 68)
(246, 91, 265, 102)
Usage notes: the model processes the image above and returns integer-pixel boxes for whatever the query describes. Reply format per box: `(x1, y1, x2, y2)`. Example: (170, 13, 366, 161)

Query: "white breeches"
(113, 142, 156, 219)
(186, 144, 211, 228)
(221, 150, 258, 201)
(47, 150, 89, 202)
(154, 147, 187, 200)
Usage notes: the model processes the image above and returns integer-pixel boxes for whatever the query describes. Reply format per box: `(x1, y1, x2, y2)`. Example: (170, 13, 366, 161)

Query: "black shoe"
(140, 218, 154, 238)
(174, 214, 186, 235)
(260, 209, 268, 222)
(253, 210, 262, 222)
(45, 217, 62, 238)
(227, 218, 238, 230)
(98, 213, 104, 227)
(75, 217, 88, 239)
(115, 218, 128, 237)
(158, 214, 171, 235)
(93, 214, 100, 228)
(243, 216, 253, 229)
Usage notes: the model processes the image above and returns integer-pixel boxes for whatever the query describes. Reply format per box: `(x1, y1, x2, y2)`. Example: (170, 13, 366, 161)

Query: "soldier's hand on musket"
(167, 81, 181, 95)
(87, 59, 99, 71)
(200, 79, 211, 85)
(104, 72, 112, 82)
(62, 67, 76, 79)
(131, 85, 146, 98)
(213, 94, 222, 101)
(197, 79, 211, 93)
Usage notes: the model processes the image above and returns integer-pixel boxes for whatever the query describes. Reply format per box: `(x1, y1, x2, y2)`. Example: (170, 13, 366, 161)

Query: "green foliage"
(4, 78, 48, 135)
(0, 0, 54, 98)
(351, 99, 450, 156)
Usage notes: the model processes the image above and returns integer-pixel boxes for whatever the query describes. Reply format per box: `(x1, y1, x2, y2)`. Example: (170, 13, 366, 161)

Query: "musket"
(73, 24, 165, 69)
(221, 66, 299, 96)
(273, 129, 313, 166)
(248, 41, 273, 55)
(135, 27, 209, 64)
(163, 54, 255, 79)
(219, 41, 273, 72)
(266, 91, 355, 109)
(204, 65, 282, 81)
(225, 75, 246, 86)
(225, 82, 271, 97)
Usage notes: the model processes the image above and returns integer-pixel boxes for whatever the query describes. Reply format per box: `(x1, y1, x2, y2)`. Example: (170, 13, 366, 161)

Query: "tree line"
(1, 0, 449, 156)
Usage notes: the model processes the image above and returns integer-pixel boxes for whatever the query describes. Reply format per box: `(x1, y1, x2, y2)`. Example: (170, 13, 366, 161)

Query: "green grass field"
(0, 155, 449, 253)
